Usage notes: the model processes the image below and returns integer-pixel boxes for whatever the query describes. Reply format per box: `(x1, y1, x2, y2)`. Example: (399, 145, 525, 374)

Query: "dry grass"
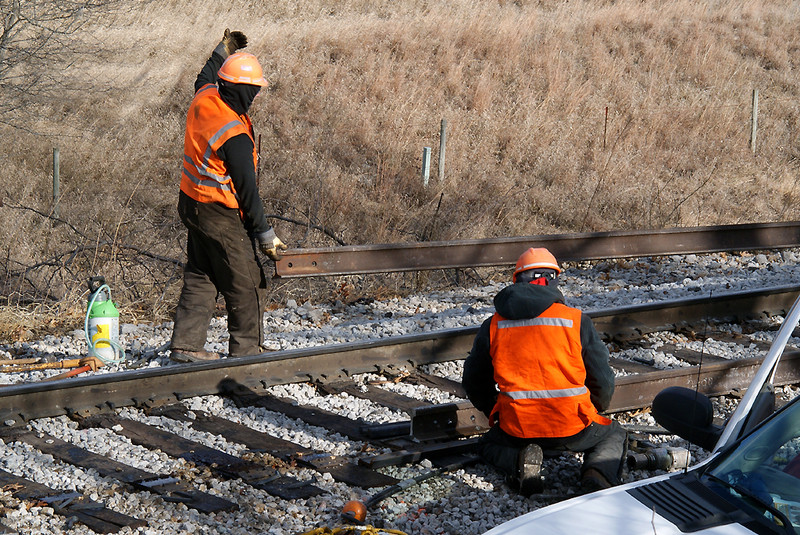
(1, 0, 800, 335)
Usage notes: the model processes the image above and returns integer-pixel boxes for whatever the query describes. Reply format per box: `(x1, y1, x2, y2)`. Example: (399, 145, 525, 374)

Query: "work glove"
(214, 28, 248, 59)
(257, 230, 288, 261)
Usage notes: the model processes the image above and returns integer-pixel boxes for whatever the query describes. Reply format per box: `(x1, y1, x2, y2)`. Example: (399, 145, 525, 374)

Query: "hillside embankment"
(1, 0, 799, 336)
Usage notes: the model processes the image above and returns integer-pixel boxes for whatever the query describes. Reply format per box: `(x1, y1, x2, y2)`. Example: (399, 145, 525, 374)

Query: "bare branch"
(266, 213, 348, 246)
(0, 0, 130, 128)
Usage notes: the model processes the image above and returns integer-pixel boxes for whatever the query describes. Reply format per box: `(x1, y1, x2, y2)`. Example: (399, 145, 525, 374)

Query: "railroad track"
(0, 224, 798, 533)
(1, 284, 797, 425)
(0, 285, 799, 533)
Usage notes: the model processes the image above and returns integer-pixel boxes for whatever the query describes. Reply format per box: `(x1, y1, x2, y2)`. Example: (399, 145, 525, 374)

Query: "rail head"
(274, 221, 800, 277)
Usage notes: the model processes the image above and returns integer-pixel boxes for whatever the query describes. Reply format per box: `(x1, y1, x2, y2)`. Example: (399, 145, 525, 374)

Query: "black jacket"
(192, 51, 271, 237)
(462, 282, 615, 419)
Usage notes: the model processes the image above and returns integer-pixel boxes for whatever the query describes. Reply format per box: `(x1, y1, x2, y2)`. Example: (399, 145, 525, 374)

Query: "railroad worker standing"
(462, 247, 626, 495)
(169, 29, 287, 363)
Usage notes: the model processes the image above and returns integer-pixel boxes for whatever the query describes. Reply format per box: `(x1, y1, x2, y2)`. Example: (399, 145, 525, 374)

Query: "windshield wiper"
(704, 472, 794, 535)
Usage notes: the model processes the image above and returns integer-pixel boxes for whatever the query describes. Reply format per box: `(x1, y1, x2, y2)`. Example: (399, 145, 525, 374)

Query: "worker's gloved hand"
(214, 28, 248, 59)
(257, 230, 288, 261)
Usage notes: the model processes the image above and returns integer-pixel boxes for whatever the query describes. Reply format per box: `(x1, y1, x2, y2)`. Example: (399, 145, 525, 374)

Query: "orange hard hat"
(513, 247, 560, 282)
(218, 52, 268, 87)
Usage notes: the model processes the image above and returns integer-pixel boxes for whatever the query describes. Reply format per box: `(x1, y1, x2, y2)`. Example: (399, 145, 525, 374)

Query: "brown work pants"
(170, 192, 267, 357)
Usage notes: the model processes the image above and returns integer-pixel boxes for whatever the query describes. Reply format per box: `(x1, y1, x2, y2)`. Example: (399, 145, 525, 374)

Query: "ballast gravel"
(0, 250, 797, 534)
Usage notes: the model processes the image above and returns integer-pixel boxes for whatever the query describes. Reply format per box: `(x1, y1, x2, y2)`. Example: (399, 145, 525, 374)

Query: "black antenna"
(686, 288, 712, 473)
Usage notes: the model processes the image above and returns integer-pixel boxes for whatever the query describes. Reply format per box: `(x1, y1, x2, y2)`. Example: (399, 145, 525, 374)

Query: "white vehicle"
(485, 295, 800, 535)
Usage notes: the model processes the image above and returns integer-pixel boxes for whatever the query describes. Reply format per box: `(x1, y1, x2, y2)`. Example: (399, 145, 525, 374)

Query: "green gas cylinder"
(86, 276, 120, 362)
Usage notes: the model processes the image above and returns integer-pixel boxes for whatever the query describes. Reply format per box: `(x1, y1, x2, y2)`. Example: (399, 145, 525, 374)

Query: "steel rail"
(409, 350, 800, 441)
(0, 285, 797, 425)
(590, 283, 800, 341)
(611, 350, 800, 413)
(274, 221, 800, 278)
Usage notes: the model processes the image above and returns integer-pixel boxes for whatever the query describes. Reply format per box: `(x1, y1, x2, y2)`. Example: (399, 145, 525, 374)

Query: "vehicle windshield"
(703, 395, 800, 534)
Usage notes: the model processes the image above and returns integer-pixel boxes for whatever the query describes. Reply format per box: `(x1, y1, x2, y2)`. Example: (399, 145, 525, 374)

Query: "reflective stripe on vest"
(489, 302, 610, 438)
(502, 385, 588, 400)
(497, 317, 573, 329)
(180, 84, 256, 208)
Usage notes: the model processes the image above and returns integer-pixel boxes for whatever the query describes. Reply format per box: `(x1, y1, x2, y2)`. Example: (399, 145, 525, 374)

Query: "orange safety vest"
(180, 83, 257, 209)
(489, 303, 611, 438)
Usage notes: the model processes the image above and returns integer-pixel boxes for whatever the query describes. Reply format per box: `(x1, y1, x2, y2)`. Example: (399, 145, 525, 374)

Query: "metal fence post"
(438, 119, 447, 183)
(53, 147, 60, 218)
(422, 147, 431, 187)
(750, 89, 759, 154)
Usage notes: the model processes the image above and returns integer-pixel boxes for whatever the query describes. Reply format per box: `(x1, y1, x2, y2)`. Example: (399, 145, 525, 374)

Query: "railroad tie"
(228, 391, 373, 442)
(0, 429, 237, 514)
(0, 468, 146, 533)
(75, 414, 323, 501)
(147, 405, 398, 489)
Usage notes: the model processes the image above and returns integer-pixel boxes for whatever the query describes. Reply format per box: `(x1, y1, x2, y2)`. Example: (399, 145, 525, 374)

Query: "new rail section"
(274, 221, 800, 277)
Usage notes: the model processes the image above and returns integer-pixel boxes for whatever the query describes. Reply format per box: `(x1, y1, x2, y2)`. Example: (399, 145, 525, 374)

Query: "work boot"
(580, 467, 613, 493)
(169, 349, 220, 363)
(517, 443, 544, 497)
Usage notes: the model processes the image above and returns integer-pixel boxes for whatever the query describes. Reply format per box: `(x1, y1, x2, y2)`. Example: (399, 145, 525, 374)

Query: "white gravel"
(0, 250, 798, 534)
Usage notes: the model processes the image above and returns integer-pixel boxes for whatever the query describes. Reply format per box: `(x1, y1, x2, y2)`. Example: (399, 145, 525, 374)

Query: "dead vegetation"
(1, 0, 799, 338)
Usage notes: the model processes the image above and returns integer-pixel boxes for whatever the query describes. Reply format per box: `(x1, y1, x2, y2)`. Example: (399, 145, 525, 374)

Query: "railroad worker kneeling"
(170, 29, 287, 363)
(462, 247, 626, 496)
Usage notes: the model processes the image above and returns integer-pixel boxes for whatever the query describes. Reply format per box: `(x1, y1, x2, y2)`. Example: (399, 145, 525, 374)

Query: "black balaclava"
(218, 79, 261, 116)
